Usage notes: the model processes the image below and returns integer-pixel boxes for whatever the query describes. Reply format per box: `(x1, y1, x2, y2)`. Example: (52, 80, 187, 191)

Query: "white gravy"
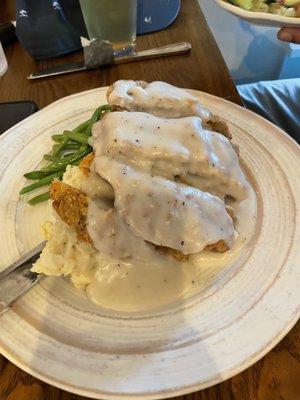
(82, 106, 257, 313)
(92, 111, 249, 200)
(107, 80, 211, 121)
(86, 186, 257, 312)
(88, 157, 235, 257)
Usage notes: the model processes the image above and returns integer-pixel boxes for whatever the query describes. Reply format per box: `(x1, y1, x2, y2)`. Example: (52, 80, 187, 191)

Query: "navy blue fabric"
(15, 0, 86, 59)
(137, 0, 180, 34)
(15, 0, 180, 59)
(238, 79, 300, 143)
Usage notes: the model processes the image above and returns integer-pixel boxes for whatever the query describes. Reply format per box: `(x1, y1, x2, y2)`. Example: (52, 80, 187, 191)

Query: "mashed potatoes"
(32, 165, 107, 288)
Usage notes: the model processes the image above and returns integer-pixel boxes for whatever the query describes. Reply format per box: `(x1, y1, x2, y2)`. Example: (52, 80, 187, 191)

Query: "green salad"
(228, 0, 300, 16)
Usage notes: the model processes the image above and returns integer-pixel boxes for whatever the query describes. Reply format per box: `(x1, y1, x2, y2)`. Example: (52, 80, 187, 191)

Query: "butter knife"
(28, 42, 191, 80)
(0, 241, 46, 315)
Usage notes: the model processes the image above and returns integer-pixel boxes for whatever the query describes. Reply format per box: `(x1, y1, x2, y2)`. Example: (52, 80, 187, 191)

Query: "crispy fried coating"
(79, 153, 94, 176)
(204, 240, 229, 253)
(202, 115, 232, 139)
(152, 245, 189, 261)
(50, 180, 92, 243)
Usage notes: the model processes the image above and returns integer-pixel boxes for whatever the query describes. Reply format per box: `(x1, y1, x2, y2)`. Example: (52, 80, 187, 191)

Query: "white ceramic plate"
(0, 88, 299, 399)
(214, 0, 300, 27)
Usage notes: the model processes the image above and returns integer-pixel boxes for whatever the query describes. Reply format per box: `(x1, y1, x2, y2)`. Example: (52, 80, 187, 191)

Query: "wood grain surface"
(0, 0, 299, 399)
(0, 0, 241, 107)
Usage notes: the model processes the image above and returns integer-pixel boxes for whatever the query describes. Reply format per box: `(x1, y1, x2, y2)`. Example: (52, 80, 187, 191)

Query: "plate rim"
(0, 87, 299, 399)
(0, 311, 298, 400)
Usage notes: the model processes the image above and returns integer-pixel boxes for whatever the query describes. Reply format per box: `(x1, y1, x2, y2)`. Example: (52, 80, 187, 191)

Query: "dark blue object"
(16, 0, 87, 59)
(15, 0, 180, 60)
(137, 0, 180, 34)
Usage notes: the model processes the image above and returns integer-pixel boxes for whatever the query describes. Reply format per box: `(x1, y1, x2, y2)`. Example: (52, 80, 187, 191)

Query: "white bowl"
(214, 0, 300, 27)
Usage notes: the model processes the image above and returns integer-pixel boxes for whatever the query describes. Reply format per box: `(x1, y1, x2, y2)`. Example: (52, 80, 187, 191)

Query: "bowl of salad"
(214, 0, 300, 27)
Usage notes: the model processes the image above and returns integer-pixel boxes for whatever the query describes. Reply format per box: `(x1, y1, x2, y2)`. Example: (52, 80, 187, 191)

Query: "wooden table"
(0, 0, 299, 399)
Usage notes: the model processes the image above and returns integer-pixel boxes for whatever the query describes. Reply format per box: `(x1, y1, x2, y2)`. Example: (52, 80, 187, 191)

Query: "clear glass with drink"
(79, 0, 137, 56)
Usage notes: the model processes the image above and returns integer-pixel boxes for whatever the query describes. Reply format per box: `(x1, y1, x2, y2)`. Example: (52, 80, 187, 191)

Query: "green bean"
(28, 191, 51, 206)
(43, 154, 65, 162)
(52, 120, 90, 141)
(52, 135, 68, 156)
(21, 105, 111, 200)
(52, 143, 59, 152)
(52, 136, 79, 144)
(63, 143, 80, 150)
(20, 171, 64, 195)
(45, 151, 82, 163)
(24, 170, 51, 180)
(74, 119, 90, 133)
(80, 143, 88, 151)
(64, 130, 89, 144)
(51, 134, 64, 142)
(100, 105, 111, 116)
(41, 147, 92, 174)
(86, 105, 111, 136)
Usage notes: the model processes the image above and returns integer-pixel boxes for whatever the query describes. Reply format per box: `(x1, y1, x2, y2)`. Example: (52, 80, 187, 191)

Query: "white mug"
(0, 42, 8, 76)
